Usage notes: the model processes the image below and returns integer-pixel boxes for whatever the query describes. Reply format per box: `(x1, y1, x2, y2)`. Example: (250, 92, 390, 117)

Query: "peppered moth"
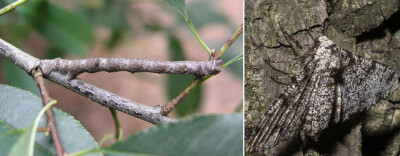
(246, 36, 399, 152)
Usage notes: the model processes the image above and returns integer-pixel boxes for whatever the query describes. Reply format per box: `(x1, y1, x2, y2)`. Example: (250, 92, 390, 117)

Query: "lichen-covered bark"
(245, 0, 400, 155)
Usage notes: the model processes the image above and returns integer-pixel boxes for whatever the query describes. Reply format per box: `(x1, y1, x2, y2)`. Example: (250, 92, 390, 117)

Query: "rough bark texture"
(245, 0, 400, 155)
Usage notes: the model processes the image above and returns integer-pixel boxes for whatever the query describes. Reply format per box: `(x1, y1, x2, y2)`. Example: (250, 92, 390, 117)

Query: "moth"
(246, 36, 399, 152)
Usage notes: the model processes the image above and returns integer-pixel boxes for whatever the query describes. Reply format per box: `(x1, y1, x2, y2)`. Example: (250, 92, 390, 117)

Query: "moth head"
(314, 36, 342, 71)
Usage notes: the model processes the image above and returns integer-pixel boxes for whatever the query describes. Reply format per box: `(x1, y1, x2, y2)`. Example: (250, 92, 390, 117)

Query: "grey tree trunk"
(244, 0, 400, 155)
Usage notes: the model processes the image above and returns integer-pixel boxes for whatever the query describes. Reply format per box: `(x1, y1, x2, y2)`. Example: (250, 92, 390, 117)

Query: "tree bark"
(245, 0, 400, 155)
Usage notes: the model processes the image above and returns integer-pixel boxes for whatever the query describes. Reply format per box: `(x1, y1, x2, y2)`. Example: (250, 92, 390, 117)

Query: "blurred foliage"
(77, 0, 129, 49)
(1, 58, 40, 96)
(186, 1, 230, 28)
(12, 0, 93, 56)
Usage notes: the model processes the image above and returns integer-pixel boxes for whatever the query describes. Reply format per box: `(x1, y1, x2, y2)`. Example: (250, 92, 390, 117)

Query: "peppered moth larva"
(246, 36, 398, 152)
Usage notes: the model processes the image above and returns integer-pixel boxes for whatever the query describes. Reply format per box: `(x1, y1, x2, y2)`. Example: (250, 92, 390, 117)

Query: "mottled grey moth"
(246, 36, 398, 152)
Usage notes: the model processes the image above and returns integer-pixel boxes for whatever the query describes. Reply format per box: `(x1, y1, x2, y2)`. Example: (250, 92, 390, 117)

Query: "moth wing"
(339, 50, 398, 121)
(302, 74, 336, 140)
(247, 62, 316, 152)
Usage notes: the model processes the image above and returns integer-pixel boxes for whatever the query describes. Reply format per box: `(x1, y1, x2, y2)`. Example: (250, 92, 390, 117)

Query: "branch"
(162, 77, 204, 114)
(41, 58, 222, 79)
(162, 23, 244, 114)
(43, 65, 177, 124)
(0, 37, 175, 124)
(0, 37, 40, 73)
(32, 68, 66, 156)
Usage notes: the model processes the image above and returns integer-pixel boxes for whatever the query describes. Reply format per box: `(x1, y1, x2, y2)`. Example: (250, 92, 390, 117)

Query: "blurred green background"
(0, 0, 243, 144)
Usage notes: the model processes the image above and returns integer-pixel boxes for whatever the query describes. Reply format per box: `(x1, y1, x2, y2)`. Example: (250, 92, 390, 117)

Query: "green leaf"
(167, 33, 202, 116)
(164, 0, 188, 20)
(9, 100, 57, 156)
(14, 0, 93, 56)
(0, 84, 100, 156)
(0, 14, 30, 46)
(105, 114, 243, 156)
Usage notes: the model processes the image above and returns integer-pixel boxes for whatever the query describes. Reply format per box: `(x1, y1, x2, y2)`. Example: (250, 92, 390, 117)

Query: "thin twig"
(32, 68, 66, 156)
(162, 23, 244, 115)
(0, 37, 175, 124)
(41, 58, 222, 79)
(45, 71, 176, 124)
(0, 37, 40, 73)
(162, 77, 204, 114)
(216, 23, 243, 59)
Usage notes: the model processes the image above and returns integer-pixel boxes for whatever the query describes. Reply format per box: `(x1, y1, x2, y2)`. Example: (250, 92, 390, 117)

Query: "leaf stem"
(109, 108, 122, 141)
(222, 53, 243, 68)
(0, 0, 27, 16)
(28, 100, 57, 156)
(216, 23, 243, 59)
(186, 18, 211, 54)
(98, 134, 116, 147)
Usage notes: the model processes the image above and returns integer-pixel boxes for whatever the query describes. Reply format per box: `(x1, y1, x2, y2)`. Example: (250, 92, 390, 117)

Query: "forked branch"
(162, 23, 243, 115)
(0, 37, 175, 124)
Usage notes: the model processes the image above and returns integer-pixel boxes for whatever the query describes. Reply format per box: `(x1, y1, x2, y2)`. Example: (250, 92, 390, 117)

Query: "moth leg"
(388, 100, 400, 105)
(270, 75, 294, 86)
(304, 17, 316, 40)
(264, 51, 312, 73)
(264, 58, 291, 75)
(278, 22, 303, 56)
(299, 131, 310, 155)
(267, 53, 312, 64)
(389, 104, 400, 109)
(249, 35, 262, 49)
